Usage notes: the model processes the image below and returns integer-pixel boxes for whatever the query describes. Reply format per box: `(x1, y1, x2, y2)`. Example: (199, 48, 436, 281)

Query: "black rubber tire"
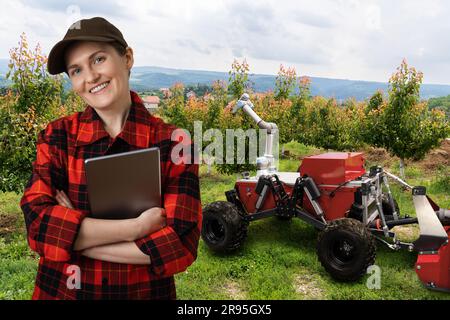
(201, 201, 248, 253)
(317, 218, 376, 282)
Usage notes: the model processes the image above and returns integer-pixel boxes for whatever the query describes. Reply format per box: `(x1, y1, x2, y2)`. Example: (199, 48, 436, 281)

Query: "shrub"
(6, 33, 63, 117)
(228, 59, 251, 99)
(0, 34, 69, 192)
(361, 60, 449, 177)
(0, 92, 45, 192)
(274, 64, 297, 101)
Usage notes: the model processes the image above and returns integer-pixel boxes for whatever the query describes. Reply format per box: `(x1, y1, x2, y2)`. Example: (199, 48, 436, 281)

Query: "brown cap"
(47, 17, 128, 75)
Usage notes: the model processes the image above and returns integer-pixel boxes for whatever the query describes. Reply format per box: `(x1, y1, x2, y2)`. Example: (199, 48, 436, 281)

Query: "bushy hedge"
(0, 34, 84, 192)
(1, 35, 449, 190)
(158, 60, 448, 176)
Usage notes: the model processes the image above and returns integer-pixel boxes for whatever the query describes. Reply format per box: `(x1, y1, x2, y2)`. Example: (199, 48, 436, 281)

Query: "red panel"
(236, 181, 356, 221)
(316, 186, 358, 220)
(236, 181, 292, 214)
(299, 152, 365, 185)
(415, 226, 450, 291)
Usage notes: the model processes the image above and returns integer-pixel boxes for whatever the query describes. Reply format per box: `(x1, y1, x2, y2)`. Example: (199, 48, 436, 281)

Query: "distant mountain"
(1, 59, 450, 101)
(0, 59, 11, 87)
(129, 66, 450, 101)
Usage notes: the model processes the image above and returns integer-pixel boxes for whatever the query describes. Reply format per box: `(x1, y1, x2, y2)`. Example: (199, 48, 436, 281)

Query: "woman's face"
(65, 41, 134, 110)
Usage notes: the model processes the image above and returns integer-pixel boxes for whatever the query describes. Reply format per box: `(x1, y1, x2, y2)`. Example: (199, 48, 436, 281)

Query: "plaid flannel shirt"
(20, 91, 201, 300)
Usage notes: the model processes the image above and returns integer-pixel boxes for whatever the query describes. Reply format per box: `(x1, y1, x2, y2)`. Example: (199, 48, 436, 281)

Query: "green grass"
(1, 143, 449, 300)
(282, 140, 321, 158)
(0, 192, 38, 300)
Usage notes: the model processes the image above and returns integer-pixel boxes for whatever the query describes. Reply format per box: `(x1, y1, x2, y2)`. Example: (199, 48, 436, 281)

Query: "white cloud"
(365, 4, 382, 31)
(0, 0, 449, 84)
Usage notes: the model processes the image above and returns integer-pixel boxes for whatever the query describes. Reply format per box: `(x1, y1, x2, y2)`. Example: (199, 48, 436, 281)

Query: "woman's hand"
(55, 190, 74, 209)
(134, 207, 167, 239)
(56, 189, 165, 242)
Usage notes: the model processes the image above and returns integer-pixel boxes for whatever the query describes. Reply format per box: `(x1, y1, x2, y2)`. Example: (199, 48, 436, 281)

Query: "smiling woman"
(19, 17, 202, 300)
(64, 41, 133, 137)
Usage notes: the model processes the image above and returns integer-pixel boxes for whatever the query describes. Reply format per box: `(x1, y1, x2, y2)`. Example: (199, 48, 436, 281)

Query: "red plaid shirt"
(20, 91, 201, 300)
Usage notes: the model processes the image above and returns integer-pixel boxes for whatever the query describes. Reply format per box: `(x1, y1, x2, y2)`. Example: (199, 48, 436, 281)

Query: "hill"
(1, 59, 450, 101)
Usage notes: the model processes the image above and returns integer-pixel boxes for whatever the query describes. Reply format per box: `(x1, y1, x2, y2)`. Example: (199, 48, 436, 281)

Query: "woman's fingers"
(55, 190, 64, 206)
(56, 190, 68, 207)
(55, 190, 74, 209)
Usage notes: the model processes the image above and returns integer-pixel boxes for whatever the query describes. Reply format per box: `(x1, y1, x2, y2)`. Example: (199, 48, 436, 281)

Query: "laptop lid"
(84, 147, 161, 220)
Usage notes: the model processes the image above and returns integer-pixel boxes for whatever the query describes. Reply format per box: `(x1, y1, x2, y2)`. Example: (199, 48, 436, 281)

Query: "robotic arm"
(233, 93, 278, 175)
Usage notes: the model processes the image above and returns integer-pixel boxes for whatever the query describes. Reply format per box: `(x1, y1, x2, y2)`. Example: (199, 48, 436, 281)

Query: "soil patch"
(419, 139, 449, 172)
(222, 281, 247, 300)
(365, 147, 393, 165)
(363, 139, 449, 173)
(0, 213, 18, 236)
(293, 274, 325, 299)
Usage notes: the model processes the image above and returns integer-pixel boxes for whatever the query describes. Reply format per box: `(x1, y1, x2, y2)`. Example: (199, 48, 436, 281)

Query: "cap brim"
(47, 36, 117, 75)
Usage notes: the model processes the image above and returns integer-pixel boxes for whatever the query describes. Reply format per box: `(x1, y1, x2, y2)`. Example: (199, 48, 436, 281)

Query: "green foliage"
(427, 95, 450, 119)
(206, 80, 227, 129)
(61, 90, 86, 115)
(362, 60, 449, 163)
(0, 34, 84, 192)
(161, 82, 188, 129)
(366, 90, 384, 114)
(0, 93, 45, 192)
(300, 97, 364, 151)
(428, 168, 450, 194)
(289, 77, 312, 144)
(0, 34, 61, 192)
(6, 33, 64, 117)
(297, 76, 312, 104)
(274, 64, 296, 101)
(228, 59, 251, 99)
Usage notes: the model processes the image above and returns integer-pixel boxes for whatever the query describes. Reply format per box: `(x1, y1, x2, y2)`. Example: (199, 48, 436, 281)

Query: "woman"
(20, 17, 201, 300)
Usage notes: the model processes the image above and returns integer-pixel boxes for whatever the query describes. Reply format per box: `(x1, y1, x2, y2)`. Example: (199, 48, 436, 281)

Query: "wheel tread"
(317, 218, 376, 282)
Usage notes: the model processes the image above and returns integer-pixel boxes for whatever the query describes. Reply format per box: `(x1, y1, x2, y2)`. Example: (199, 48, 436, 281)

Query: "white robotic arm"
(233, 93, 278, 175)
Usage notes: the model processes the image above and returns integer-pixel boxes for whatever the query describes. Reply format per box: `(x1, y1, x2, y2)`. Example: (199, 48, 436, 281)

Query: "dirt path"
(365, 139, 449, 173)
(0, 213, 18, 236)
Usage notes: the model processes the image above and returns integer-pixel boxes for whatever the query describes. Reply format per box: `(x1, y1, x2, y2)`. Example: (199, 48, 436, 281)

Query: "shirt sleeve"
(135, 134, 202, 277)
(20, 126, 86, 262)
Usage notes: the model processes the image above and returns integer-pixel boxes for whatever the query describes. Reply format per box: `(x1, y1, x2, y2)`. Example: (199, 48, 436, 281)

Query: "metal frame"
(229, 168, 449, 253)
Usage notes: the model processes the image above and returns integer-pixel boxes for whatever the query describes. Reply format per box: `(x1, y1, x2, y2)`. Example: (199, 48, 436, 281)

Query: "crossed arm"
(55, 190, 166, 265)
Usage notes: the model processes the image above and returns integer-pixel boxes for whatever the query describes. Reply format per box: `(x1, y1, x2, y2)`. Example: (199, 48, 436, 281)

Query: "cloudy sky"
(1, 0, 449, 84)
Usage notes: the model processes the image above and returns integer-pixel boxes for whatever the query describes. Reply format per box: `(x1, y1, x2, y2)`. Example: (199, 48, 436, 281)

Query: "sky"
(1, 0, 449, 84)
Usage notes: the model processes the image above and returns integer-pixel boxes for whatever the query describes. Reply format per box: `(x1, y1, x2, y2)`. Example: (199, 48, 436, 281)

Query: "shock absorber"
(303, 176, 326, 223)
(382, 173, 399, 221)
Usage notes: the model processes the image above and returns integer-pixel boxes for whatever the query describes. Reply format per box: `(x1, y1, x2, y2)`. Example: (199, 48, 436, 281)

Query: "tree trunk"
(399, 158, 405, 179)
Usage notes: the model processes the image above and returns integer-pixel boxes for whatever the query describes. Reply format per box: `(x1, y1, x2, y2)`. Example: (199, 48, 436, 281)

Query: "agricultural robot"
(201, 93, 450, 291)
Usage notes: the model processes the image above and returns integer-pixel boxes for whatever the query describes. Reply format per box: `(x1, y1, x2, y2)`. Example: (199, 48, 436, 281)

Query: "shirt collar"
(75, 91, 153, 148)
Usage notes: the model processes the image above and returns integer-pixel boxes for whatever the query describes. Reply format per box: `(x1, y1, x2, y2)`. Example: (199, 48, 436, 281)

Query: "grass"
(0, 192, 38, 300)
(1, 142, 449, 300)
